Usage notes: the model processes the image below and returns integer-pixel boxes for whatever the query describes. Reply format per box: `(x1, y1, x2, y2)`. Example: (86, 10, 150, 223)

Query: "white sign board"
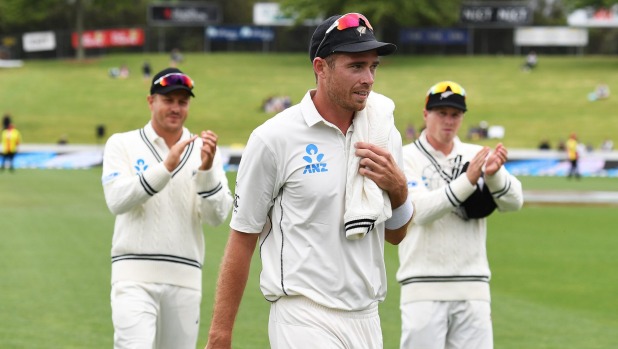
(23, 31, 56, 52)
(568, 7, 618, 27)
(514, 27, 588, 46)
(253, 2, 321, 26)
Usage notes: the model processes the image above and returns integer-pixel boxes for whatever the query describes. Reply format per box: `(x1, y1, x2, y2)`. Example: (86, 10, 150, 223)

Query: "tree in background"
(279, 0, 461, 28)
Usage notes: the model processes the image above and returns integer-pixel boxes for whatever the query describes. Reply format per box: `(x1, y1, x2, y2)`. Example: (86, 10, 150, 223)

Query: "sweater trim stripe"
(198, 182, 223, 198)
(138, 173, 157, 196)
(400, 275, 489, 285)
(414, 140, 452, 183)
(172, 138, 194, 178)
(446, 185, 462, 207)
(492, 177, 511, 198)
(139, 128, 163, 162)
(112, 253, 202, 268)
(345, 218, 376, 229)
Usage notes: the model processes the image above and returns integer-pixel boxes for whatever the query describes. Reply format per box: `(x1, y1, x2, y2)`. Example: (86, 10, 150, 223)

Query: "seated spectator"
(538, 139, 551, 150)
(522, 51, 538, 72)
(119, 64, 129, 79)
(262, 95, 292, 113)
(58, 134, 69, 145)
(601, 139, 614, 151)
(588, 83, 610, 101)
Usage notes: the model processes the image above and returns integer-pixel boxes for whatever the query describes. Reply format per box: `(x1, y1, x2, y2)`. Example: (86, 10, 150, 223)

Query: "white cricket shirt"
(231, 90, 404, 311)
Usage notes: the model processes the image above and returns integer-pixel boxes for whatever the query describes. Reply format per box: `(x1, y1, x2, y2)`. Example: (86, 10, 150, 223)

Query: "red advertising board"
(71, 28, 144, 48)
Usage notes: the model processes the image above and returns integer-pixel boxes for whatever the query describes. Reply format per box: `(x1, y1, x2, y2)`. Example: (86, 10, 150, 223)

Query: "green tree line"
(2, 0, 617, 33)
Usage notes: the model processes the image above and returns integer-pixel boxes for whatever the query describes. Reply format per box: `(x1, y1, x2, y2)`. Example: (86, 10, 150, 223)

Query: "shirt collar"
(300, 89, 325, 127)
(300, 89, 360, 134)
(143, 121, 190, 145)
(418, 130, 462, 158)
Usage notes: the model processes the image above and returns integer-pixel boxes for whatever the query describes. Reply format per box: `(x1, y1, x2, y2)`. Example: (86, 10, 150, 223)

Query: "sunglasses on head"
(427, 81, 466, 97)
(153, 73, 194, 89)
(314, 13, 374, 60)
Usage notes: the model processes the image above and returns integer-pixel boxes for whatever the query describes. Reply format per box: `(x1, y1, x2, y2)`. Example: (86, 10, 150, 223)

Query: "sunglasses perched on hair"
(314, 13, 374, 60)
(427, 81, 466, 97)
(153, 73, 194, 89)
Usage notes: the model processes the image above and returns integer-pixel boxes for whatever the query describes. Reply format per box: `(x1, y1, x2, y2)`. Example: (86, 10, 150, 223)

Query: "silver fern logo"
(440, 91, 454, 99)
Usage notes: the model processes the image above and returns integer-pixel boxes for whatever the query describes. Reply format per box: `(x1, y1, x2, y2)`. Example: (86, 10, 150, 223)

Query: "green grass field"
(1, 169, 616, 348)
(1, 53, 617, 149)
(1, 52, 616, 348)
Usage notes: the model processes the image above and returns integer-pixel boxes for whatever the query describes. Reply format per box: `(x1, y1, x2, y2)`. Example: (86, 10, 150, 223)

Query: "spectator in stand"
(538, 139, 551, 150)
(588, 83, 610, 101)
(522, 50, 538, 72)
(601, 138, 614, 152)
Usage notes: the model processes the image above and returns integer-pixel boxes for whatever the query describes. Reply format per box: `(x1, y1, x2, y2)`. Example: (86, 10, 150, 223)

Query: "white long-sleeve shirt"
(102, 122, 233, 290)
(397, 132, 523, 303)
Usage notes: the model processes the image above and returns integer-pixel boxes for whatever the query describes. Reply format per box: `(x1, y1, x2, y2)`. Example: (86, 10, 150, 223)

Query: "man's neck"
(426, 135, 454, 156)
(311, 89, 354, 134)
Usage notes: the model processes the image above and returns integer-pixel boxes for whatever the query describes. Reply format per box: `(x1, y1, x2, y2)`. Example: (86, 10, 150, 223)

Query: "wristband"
(385, 198, 413, 230)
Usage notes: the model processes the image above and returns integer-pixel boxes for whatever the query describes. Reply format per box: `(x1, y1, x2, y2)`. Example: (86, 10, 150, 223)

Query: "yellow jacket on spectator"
(1, 126, 21, 154)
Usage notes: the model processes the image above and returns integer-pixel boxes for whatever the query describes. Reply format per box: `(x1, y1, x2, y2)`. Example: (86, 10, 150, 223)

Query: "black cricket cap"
(309, 14, 397, 62)
(150, 67, 195, 97)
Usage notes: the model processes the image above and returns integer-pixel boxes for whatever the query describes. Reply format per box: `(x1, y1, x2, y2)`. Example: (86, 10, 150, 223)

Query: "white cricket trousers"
(400, 300, 493, 349)
(269, 296, 383, 349)
(111, 281, 201, 349)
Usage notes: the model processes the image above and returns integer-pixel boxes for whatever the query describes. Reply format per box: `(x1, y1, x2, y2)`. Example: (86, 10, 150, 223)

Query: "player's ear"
(313, 57, 327, 78)
(147, 94, 156, 109)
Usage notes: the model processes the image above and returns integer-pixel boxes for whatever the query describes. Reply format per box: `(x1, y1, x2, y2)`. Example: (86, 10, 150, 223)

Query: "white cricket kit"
(397, 131, 523, 349)
(102, 122, 233, 291)
(231, 90, 404, 311)
(397, 131, 523, 303)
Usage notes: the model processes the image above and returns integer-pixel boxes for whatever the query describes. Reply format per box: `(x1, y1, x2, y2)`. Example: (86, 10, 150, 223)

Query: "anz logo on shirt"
(302, 144, 328, 174)
(134, 159, 148, 174)
(407, 176, 429, 188)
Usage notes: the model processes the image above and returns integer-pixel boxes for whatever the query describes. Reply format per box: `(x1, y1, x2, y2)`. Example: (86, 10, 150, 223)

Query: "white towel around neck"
(344, 92, 394, 240)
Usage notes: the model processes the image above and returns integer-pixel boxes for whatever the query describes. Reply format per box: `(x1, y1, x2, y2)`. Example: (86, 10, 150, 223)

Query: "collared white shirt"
(231, 90, 404, 311)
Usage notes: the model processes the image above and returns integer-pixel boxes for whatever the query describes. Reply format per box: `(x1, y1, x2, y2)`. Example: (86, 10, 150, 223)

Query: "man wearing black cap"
(396, 81, 523, 349)
(101, 67, 233, 349)
(205, 13, 412, 349)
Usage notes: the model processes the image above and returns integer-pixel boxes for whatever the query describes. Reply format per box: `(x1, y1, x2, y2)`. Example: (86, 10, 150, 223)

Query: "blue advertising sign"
(206, 26, 274, 42)
(399, 28, 469, 45)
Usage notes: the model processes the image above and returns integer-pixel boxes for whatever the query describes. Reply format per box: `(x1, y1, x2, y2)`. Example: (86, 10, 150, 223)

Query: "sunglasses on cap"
(153, 73, 194, 89)
(314, 13, 374, 60)
(427, 81, 466, 97)
(425, 81, 467, 111)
